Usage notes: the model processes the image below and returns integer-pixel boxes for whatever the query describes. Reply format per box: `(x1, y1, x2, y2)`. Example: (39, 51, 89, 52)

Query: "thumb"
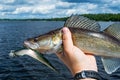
(62, 27, 73, 53)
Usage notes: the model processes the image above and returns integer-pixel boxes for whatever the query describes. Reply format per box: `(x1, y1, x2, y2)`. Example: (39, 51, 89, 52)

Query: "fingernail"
(62, 27, 68, 34)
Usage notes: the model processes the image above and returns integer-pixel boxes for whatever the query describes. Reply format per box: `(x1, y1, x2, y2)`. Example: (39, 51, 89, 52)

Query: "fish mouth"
(24, 41, 39, 50)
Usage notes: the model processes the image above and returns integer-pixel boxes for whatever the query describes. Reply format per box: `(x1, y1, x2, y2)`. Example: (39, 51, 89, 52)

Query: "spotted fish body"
(70, 28, 120, 58)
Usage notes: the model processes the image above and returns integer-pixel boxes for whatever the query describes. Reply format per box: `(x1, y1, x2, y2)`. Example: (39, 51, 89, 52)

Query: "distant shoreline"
(0, 13, 120, 21)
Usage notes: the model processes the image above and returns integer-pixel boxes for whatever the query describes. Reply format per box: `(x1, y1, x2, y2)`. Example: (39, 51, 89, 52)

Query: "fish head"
(24, 29, 62, 54)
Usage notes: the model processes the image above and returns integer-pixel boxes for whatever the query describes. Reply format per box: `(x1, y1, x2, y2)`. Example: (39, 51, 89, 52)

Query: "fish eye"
(34, 38, 38, 42)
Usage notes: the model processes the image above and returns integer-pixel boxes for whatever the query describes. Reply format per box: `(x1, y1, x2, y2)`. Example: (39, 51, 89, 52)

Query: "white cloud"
(66, 9, 76, 15)
(56, 1, 76, 8)
(0, 0, 15, 4)
(110, 0, 120, 8)
(0, 5, 3, 10)
(0, 4, 15, 12)
(0, 0, 119, 19)
(12, 4, 55, 15)
(12, 6, 32, 14)
(87, 4, 97, 10)
(63, 3, 98, 15)
(1, 13, 5, 16)
(32, 5, 55, 14)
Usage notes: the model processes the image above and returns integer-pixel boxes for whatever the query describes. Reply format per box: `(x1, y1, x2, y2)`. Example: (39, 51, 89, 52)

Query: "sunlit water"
(0, 21, 116, 80)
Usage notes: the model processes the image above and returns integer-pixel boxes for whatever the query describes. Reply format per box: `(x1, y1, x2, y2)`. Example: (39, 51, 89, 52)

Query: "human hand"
(56, 27, 98, 76)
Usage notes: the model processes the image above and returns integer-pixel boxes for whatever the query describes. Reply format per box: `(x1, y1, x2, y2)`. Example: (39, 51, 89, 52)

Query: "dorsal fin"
(104, 22, 120, 40)
(64, 15, 101, 32)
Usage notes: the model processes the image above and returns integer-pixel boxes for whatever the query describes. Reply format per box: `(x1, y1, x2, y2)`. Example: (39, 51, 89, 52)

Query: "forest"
(47, 13, 120, 21)
(0, 13, 120, 21)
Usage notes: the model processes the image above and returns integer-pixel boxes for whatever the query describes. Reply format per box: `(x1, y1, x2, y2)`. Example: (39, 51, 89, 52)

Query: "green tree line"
(49, 13, 120, 21)
(82, 13, 120, 21)
(0, 13, 120, 21)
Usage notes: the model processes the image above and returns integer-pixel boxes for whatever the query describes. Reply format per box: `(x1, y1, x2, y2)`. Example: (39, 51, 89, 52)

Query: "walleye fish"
(23, 15, 120, 74)
(9, 49, 57, 72)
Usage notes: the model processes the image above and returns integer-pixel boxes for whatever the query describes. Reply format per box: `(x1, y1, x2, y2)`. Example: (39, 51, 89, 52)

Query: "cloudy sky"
(0, 0, 119, 19)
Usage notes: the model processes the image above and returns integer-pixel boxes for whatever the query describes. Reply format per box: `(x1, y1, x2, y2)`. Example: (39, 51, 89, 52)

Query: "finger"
(62, 27, 73, 53)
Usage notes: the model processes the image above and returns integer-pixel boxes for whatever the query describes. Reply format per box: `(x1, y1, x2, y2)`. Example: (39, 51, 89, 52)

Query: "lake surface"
(0, 21, 115, 80)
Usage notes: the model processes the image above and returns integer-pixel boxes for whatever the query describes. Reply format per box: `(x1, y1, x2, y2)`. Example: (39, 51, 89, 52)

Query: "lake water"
(0, 21, 115, 80)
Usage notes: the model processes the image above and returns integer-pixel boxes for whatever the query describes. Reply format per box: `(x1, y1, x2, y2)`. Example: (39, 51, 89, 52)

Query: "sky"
(0, 0, 120, 19)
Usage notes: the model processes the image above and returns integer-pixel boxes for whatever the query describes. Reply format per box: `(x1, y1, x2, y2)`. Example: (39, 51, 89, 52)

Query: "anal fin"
(101, 57, 120, 74)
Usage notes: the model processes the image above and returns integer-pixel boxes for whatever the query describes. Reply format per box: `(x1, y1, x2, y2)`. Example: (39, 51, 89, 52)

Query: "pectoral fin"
(101, 57, 120, 74)
(31, 50, 58, 72)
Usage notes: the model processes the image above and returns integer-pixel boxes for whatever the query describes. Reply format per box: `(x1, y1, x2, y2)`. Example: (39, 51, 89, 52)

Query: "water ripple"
(0, 21, 115, 80)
